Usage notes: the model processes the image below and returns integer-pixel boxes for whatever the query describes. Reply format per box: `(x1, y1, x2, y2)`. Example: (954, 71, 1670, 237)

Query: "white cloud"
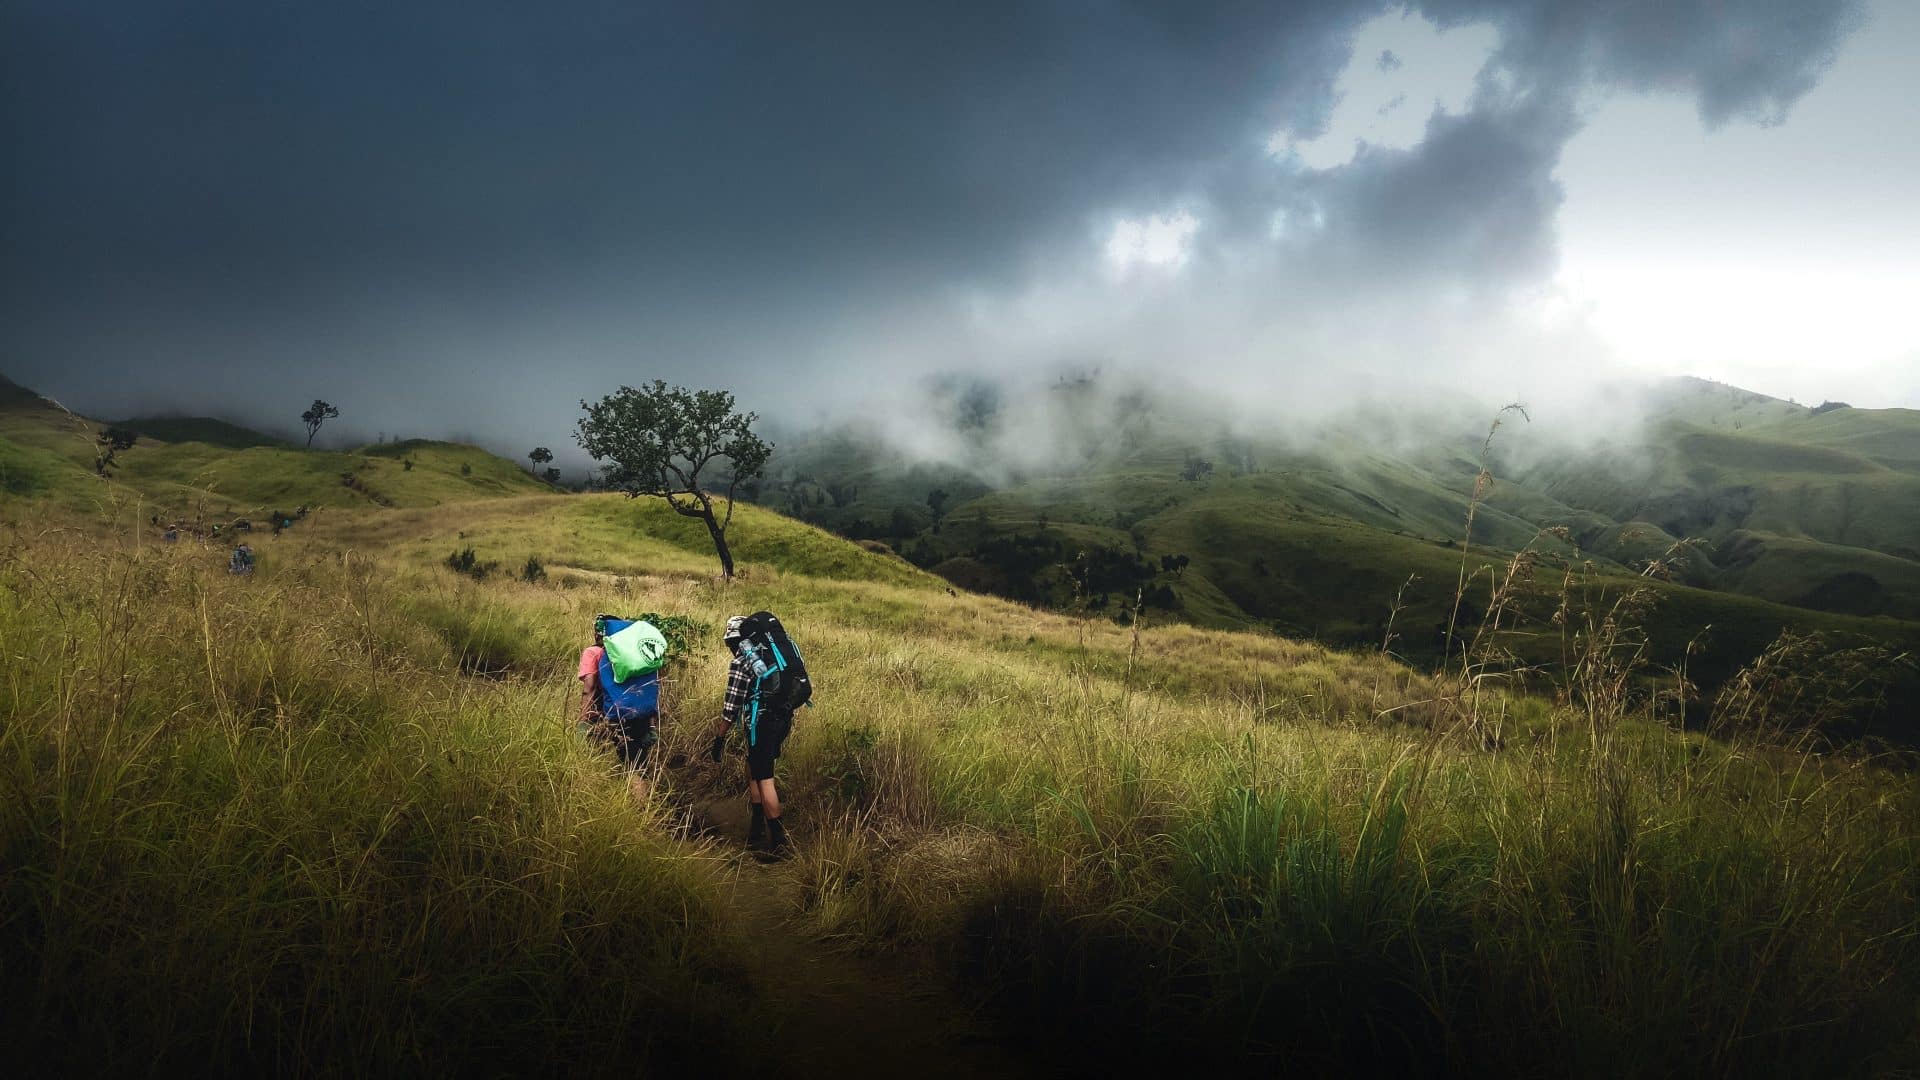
(1103, 209, 1200, 272)
(1280, 10, 1500, 170)
(1556, 259, 1920, 403)
(1549, 0, 1920, 412)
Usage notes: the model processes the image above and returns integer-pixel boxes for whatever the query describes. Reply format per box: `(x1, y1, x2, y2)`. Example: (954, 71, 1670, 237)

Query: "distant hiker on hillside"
(227, 543, 254, 575)
(708, 612, 812, 858)
(579, 614, 666, 799)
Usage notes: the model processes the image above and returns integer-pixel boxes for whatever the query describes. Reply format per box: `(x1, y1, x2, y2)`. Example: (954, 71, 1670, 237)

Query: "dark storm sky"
(2, 0, 1901, 454)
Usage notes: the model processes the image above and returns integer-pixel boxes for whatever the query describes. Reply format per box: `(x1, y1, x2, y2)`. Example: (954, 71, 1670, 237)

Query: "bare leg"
(754, 777, 789, 855)
(744, 762, 767, 847)
(752, 777, 781, 819)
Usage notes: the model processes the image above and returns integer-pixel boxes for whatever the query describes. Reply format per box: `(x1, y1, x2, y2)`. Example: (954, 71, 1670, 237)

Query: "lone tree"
(926, 488, 950, 533)
(528, 446, 553, 472)
(300, 400, 340, 448)
(575, 381, 771, 578)
(94, 426, 137, 476)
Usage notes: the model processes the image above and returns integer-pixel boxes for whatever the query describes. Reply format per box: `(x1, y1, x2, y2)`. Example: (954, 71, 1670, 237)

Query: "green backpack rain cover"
(603, 619, 669, 682)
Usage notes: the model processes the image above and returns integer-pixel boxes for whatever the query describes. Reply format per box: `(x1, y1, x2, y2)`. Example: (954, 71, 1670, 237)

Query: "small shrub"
(634, 611, 711, 658)
(1711, 629, 1914, 744)
(460, 463, 472, 477)
(819, 724, 882, 805)
(445, 547, 498, 581)
(93, 426, 137, 475)
(521, 555, 547, 584)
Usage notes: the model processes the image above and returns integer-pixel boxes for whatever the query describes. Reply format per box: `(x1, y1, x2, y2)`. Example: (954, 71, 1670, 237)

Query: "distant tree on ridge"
(300, 400, 340, 448)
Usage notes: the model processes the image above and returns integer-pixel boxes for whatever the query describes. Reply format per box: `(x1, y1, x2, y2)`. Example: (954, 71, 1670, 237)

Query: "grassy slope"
(0, 516, 765, 1073)
(1716, 530, 1920, 620)
(357, 477, 1920, 1075)
(0, 376, 549, 516)
(322, 493, 935, 593)
(8, 478, 1917, 1074)
(6, 379, 1918, 1072)
(767, 380, 1920, 707)
(906, 453, 1920, 723)
(1520, 384, 1920, 598)
(113, 414, 289, 448)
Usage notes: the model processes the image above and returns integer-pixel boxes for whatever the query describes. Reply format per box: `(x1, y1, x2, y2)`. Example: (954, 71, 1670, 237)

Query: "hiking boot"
(758, 816, 792, 861)
(747, 803, 766, 848)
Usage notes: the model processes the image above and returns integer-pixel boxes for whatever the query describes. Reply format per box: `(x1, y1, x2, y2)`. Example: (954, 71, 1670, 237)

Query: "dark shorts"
(745, 708, 792, 781)
(586, 711, 656, 769)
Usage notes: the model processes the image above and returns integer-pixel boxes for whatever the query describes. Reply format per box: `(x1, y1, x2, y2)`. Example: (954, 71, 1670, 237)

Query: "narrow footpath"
(689, 797, 1041, 1079)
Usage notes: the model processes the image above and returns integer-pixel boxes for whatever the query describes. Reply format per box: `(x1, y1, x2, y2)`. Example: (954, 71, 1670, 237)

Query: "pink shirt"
(578, 645, 605, 682)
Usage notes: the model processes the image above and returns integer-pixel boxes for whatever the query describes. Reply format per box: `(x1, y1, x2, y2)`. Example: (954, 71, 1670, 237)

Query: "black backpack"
(738, 610, 812, 714)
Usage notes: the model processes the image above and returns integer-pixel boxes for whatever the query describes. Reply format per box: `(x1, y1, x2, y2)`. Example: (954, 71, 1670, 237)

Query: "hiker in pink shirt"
(576, 630, 650, 800)
(577, 643, 606, 726)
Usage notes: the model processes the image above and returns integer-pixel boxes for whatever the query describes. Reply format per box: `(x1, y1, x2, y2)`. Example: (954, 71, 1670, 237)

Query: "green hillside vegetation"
(5, 426, 1918, 1073)
(1713, 530, 1920, 620)
(1790, 405, 1920, 469)
(322, 493, 934, 596)
(0, 519, 763, 1073)
(1519, 379, 1920, 575)
(0, 376, 549, 520)
(114, 414, 288, 448)
(762, 376, 1920, 732)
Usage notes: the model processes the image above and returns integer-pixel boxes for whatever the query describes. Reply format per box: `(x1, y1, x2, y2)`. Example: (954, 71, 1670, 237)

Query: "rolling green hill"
(760, 375, 1920, 727)
(113, 415, 288, 449)
(1503, 384, 1920, 648)
(0, 373, 550, 518)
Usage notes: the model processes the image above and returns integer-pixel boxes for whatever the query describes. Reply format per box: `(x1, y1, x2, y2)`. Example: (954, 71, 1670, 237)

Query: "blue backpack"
(595, 616, 661, 722)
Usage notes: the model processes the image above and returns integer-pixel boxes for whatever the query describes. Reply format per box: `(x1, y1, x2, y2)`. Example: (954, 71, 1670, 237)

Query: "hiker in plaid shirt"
(707, 615, 792, 856)
(720, 649, 755, 729)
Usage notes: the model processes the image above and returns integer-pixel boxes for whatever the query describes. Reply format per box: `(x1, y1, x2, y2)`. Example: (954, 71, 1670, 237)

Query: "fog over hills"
(758, 369, 1920, 676)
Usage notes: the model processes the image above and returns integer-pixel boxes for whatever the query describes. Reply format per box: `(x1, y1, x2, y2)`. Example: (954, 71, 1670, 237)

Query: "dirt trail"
(690, 797, 1040, 1079)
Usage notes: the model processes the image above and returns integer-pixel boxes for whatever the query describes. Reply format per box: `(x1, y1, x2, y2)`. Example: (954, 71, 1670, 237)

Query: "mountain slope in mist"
(760, 373, 1920, 721)
(1515, 378, 1920, 618)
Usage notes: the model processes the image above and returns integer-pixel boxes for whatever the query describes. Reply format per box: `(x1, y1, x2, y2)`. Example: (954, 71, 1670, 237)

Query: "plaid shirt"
(721, 649, 755, 727)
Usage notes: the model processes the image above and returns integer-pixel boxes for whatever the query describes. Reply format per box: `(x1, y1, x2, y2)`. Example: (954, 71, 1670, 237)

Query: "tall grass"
(757, 544, 1920, 1074)
(792, 651, 1919, 1073)
(5, 493, 1917, 1076)
(0, 523, 759, 1074)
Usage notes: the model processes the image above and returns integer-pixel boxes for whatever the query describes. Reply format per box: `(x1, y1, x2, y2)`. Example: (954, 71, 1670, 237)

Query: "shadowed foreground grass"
(771, 620, 1920, 1075)
(0, 524, 757, 1074)
(4, 500, 1919, 1076)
